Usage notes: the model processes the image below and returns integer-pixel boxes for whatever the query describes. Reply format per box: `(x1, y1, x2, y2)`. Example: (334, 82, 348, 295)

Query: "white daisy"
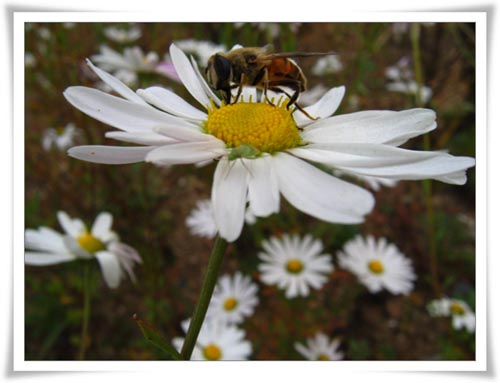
(294, 332, 344, 360)
(25, 211, 142, 288)
(104, 25, 142, 43)
(312, 55, 343, 76)
(64, 43, 475, 243)
(427, 297, 475, 333)
(91, 45, 159, 86)
(337, 235, 416, 295)
(385, 57, 433, 104)
(172, 318, 252, 360)
(186, 199, 257, 239)
(258, 234, 334, 298)
(206, 272, 259, 325)
(41, 123, 81, 151)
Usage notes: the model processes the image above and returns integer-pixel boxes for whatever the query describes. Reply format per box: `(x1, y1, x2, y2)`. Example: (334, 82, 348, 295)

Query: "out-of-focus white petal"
(294, 86, 345, 126)
(86, 59, 148, 105)
(25, 252, 75, 265)
(68, 145, 155, 164)
(272, 153, 374, 224)
(303, 108, 436, 146)
(247, 156, 280, 217)
(63, 86, 191, 132)
(137, 86, 207, 120)
(57, 211, 85, 237)
(169, 44, 212, 109)
(95, 250, 122, 288)
(91, 212, 113, 238)
(212, 159, 249, 242)
(145, 141, 226, 165)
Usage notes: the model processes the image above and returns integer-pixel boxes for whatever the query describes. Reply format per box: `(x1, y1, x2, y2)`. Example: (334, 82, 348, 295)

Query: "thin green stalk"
(78, 263, 91, 360)
(411, 23, 441, 296)
(180, 235, 228, 360)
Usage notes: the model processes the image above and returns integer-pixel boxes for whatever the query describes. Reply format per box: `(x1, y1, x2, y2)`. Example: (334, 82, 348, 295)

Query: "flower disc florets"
(204, 99, 302, 154)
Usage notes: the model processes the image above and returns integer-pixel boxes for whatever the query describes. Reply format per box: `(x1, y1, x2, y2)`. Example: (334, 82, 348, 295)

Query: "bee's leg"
(269, 80, 319, 121)
(262, 69, 276, 106)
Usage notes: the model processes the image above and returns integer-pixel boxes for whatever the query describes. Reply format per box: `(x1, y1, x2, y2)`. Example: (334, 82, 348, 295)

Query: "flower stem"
(78, 263, 91, 360)
(411, 23, 441, 296)
(180, 235, 228, 360)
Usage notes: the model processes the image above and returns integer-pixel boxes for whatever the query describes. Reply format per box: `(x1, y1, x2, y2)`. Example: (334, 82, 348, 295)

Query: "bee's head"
(205, 53, 232, 90)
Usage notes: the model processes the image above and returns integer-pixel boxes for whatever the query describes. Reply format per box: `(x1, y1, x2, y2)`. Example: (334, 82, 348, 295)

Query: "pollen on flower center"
(204, 101, 302, 154)
(368, 260, 384, 274)
(77, 231, 105, 254)
(223, 297, 238, 311)
(286, 258, 304, 274)
(450, 302, 465, 316)
(203, 343, 222, 360)
(317, 354, 330, 361)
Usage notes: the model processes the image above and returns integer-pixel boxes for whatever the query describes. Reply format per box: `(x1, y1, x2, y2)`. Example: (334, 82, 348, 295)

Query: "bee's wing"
(259, 51, 337, 60)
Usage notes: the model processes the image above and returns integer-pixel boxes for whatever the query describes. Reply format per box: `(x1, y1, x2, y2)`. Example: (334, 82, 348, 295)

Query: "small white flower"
(174, 39, 226, 65)
(25, 52, 36, 68)
(337, 235, 416, 295)
(41, 123, 81, 151)
(312, 55, 343, 76)
(385, 57, 433, 103)
(258, 234, 334, 298)
(427, 297, 475, 333)
(37, 26, 51, 40)
(25, 211, 142, 288)
(186, 199, 256, 239)
(172, 318, 252, 360)
(207, 272, 259, 325)
(91, 45, 159, 86)
(64, 43, 475, 243)
(294, 333, 344, 360)
(104, 25, 142, 43)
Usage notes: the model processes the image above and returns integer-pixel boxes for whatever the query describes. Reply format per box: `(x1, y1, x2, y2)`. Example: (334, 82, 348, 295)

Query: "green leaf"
(133, 314, 181, 360)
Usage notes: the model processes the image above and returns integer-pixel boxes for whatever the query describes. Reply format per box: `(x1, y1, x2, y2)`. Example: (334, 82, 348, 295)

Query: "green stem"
(411, 23, 441, 296)
(78, 263, 91, 360)
(180, 235, 228, 360)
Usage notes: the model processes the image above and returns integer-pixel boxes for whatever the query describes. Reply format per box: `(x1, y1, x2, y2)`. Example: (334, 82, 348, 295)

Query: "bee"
(205, 45, 336, 119)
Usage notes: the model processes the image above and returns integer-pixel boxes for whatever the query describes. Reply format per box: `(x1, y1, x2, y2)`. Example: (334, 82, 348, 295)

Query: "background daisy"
(337, 235, 416, 295)
(172, 318, 252, 360)
(206, 272, 259, 325)
(294, 332, 344, 360)
(428, 297, 476, 333)
(258, 234, 334, 298)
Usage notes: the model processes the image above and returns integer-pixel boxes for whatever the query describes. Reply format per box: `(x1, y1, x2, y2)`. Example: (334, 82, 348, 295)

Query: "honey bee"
(205, 45, 336, 119)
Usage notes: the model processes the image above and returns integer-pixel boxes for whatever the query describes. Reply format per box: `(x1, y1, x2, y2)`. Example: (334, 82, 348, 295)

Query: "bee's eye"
(213, 55, 231, 82)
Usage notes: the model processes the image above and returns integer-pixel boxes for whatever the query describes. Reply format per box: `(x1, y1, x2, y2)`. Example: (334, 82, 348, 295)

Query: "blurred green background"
(24, 22, 476, 360)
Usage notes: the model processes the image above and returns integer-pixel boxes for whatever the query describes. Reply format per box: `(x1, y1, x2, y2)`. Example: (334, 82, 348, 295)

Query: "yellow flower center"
(55, 126, 66, 135)
(286, 258, 304, 274)
(317, 354, 330, 361)
(204, 100, 302, 154)
(223, 297, 238, 311)
(450, 302, 465, 316)
(203, 343, 222, 360)
(77, 231, 105, 254)
(368, 260, 384, 274)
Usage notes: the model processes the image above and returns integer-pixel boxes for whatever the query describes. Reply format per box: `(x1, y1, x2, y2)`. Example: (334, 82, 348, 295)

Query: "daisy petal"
(137, 86, 207, 120)
(95, 250, 122, 288)
(68, 145, 155, 164)
(190, 56, 222, 106)
(105, 131, 175, 145)
(25, 251, 75, 265)
(247, 156, 280, 217)
(86, 59, 148, 105)
(63, 86, 189, 132)
(91, 212, 113, 237)
(303, 108, 436, 146)
(212, 159, 249, 242)
(57, 211, 84, 237)
(169, 44, 212, 109)
(145, 141, 225, 165)
(294, 86, 345, 126)
(273, 153, 374, 224)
